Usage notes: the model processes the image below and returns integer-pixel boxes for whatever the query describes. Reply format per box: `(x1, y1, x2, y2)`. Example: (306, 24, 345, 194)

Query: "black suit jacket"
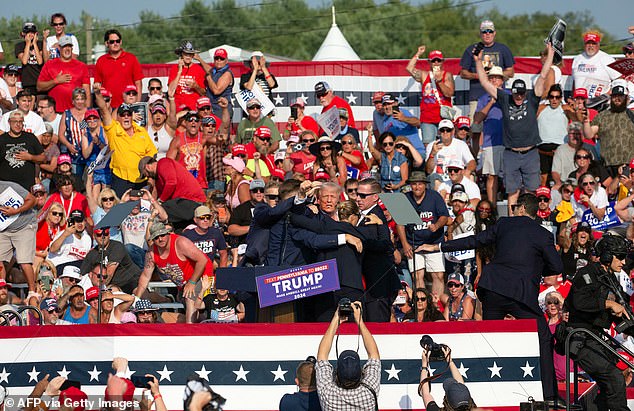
(359, 206, 400, 299)
(442, 216, 563, 314)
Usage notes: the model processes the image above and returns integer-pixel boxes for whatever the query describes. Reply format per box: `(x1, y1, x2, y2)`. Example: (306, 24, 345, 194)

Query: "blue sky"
(7, 0, 633, 39)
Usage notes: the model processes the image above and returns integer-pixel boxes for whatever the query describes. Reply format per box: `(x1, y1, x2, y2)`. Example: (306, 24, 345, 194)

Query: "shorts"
(93, 172, 112, 186)
(503, 148, 540, 193)
(408, 251, 445, 273)
(421, 122, 438, 145)
(482, 146, 505, 176)
(0, 223, 36, 264)
(468, 101, 483, 133)
(538, 143, 559, 175)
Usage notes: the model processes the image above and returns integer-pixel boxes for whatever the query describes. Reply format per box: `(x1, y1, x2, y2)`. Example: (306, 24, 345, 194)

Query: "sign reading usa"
(255, 259, 340, 307)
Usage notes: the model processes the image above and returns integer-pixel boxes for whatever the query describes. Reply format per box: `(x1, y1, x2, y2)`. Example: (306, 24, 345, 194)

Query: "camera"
(174, 47, 183, 57)
(472, 41, 485, 56)
(338, 298, 353, 320)
(290, 106, 298, 120)
(392, 105, 400, 113)
(293, 143, 304, 152)
(420, 335, 449, 362)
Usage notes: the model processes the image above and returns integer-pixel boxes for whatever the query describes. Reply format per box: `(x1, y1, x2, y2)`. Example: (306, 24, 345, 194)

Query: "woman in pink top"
(222, 156, 250, 209)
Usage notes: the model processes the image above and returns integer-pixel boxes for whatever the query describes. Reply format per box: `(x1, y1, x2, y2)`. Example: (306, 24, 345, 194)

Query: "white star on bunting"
(157, 365, 174, 382)
(270, 365, 288, 382)
(396, 94, 407, 105)
(57, 365, 70, 379)
(384, 364, 401, 381)
(273, 94, 284, 106)
(299, 93, 308, 106)
(520, 361, 535, 378)
(195, 365, 212, 381)
(345, 93, 358, 105)
(27, 366, 40, 383)
(88, 366, 102, 382)
(457, 362, 469, 379)
(0, 367, 10, 383)
(488, 361, 502, 378)
(124, 365, 136, 379)
(233, 365, 250, 382)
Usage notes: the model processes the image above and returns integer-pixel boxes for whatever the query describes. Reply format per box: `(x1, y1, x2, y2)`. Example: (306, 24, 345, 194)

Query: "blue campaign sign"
(255, 259, 340, 308)
(581, 201, 620, 231)
(346, 166, 359, 180)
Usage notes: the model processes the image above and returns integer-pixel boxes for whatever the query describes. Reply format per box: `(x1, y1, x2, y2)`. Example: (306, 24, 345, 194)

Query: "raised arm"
(534, 43, 554, 98)
(317, 309, 341, 361)
(406, 46, 427, 82)
(474, 51, 497, 98)
(93, 83, 113, 126)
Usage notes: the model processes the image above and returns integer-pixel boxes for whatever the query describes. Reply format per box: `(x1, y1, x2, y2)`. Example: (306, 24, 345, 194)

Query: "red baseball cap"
(314, 169, 330, 181)
(583, 32, 601, 44)
(85, 286, 99, 301)
(428, 50, 444, 60)
(232, 144, 248, 157)
(254, 126, 272, 139)
(455, 116, 471, 129)
(628, 158, 634, 170)
(0, 278, 10, 289)
(372, 91, 385, 103)
(573, 88, 588, 99)
(123, 85, 137, 94)
(84, 109, 100, 120)
(214, 48, 228, 59)
(536, 186, 551, 199)
(196, 97, 211, 109)
(59, 386, 88, 411)
(100, 88, 112, 98)
(271, 168, 286, 180)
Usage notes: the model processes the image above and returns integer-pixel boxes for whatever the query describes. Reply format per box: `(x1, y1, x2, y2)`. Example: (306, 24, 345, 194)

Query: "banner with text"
(255, 259, 340, 308)
(236, 84, 275, 117)
(0, 186, 24, 231)
(582, 201, 620, 231)
(317, 107, 341, 137)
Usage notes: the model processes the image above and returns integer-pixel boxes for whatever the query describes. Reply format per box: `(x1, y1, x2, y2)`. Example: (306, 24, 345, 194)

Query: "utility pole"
(82, 12, 93, 63)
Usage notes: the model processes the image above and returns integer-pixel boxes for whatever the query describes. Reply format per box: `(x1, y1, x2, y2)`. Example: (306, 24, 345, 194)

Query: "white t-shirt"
(47, 231, 92, 267)
(425, 138, 475, 175)
(572, 51, 620, 98)
(572, 185, 609, 220)
(46, 34, 80, 59)
(552, 144, 576, 182)
(45, 114, 62, 136)
(0, 110, 47, 136)
(537, 105, 568, 145)
(438, 177, 481, 203)
(0, 78, 13, 110)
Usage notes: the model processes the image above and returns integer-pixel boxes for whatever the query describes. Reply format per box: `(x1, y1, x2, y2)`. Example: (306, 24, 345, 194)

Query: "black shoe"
(545, 397, 568, 410)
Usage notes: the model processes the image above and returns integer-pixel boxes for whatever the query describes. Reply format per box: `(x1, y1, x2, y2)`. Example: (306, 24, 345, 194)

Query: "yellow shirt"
(104, 121, 158, 183)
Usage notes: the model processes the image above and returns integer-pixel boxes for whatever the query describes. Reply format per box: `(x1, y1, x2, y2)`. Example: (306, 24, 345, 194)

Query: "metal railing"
(0, 306, 43, 326)
(564, 327, 634, 411)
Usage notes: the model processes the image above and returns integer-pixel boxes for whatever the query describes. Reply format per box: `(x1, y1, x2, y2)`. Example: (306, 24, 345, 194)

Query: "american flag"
(0, 321, 542, 410)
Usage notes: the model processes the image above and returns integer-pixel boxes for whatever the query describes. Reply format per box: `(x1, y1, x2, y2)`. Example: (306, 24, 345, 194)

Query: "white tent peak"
(312, 6, 360, 61)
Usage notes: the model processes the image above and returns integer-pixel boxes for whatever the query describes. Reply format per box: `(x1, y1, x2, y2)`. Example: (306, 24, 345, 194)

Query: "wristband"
(428, 154, 434, 159)
(188, 280, 197, 285)
(265, 75, 272, 79)
(153, 394, 162, 400)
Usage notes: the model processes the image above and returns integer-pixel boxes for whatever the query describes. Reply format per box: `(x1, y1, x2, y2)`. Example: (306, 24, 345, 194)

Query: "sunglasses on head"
(447, 282, 462, 288)
(108, 39, 121, 44)
(357, 192, 377, 199)
(439, 128, 452, 133)
(395, 143, 406, 149)
(537, 196, 549, 203)
(197, 215, 212, 221)
(382, 141, 394, 147)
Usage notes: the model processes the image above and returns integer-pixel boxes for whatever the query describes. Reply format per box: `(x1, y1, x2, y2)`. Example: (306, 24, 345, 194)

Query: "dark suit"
(358, 205, 400, 322)
(442, 216, 563, 400)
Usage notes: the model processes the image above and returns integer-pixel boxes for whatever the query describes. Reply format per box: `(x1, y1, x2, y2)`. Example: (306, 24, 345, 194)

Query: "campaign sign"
(581, 201, 620, 231)
(0, 186, 24, 231)
(608, 59, 634, 79)
(545, 19, 566, 65)
(236, 84, 275, 117)
(317, 107, 341, 138)
(255, 259, 340, 308)
(444, 232, 475, 262)
(130, 102, 148, 127)
(346, 165, 359, 180)
(86, 145, 112, 174)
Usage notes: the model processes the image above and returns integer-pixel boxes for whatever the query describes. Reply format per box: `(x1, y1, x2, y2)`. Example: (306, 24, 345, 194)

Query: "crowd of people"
(0, 13, 634, 406)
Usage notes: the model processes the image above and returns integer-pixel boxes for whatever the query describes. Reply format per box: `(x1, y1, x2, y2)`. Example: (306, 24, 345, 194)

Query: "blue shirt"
(279, 391, 322, 411)
(381, 108, 425, 155)
(404, 189, 449, 245)
(476, 91, 505, 147)
(460, 42, 515, 101)
(380, 151, 408, 190)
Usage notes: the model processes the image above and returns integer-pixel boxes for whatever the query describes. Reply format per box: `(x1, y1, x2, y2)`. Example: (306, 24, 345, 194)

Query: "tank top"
(176, 129, 208, 189)
(226, 179, 250, 210)
(207, 66, 234, 112)
(64, 109, 86, 164)
(420, 72, 452, 124)
(149, 124, 172, 160)
(152, 233, 213, 286)
(62, 306, 91, 324)
(448, 293, 468, 321)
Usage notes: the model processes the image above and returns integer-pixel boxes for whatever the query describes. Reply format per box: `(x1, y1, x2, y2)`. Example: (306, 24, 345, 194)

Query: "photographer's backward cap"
(337, 350, 362, 385)
(443, 378, 471, 409)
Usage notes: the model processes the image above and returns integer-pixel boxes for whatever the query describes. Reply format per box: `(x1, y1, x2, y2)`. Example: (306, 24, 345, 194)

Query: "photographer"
(280, 356, 322, 411)
(419, 342, 476, 411)
(316, 300, 380, 410)
(564, 234, 632, 410)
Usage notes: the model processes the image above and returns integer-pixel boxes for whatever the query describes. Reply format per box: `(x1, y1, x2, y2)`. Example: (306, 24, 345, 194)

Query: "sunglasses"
(302, 139, 316, 143)
(481, 29, 494, 34)
(107, 39, 122, 44)
(257, 136, 271, 142)
(52, 22, 65, 27)
(347, 188, 357, 193)
(119, 112, 132, 118)
(546, 300, 560, 305)
(198, 106, 212, 111)
(94, 229, 110, 237)
(447, 282, 462, 288)
(136, 310, 154, 316)
(248, 105, 262, 110)
(149, 86, 162, 91)
(101, 196, 115, 202)
(214, 56, 226, 61)
(197, 215, 212, 221)
(357, 192, 377, 199)
(447, 167, 462, 174)
(34, 191, 46, 197)
(439, 128, 453, 133)
(155, 233, 169, 239)
(537, 197, 549, 203)
(186, 117, 200, 123)
(154, 131, 159, 142)
(614, 253, 628, 261)
(417, 296, 427, 302)
(382, 141, 394, 147)
(548, 95, 562, 100)
(342, 141, 355, 145)
(575, 154, 591, 160)
(316, 92, 328, 98)
(582, 181, 596, 187)
(320, 146, 332, 151)
(395, 143, 406, 149)
(562, 189, 573, 195)
(477, 207, 491, 213)
(430, 58, 442, 63)
(265, 194, 280, 201)
(251, 188, 265, 193)
(104, 98, 111, 103)
(67, 278, 80, 284)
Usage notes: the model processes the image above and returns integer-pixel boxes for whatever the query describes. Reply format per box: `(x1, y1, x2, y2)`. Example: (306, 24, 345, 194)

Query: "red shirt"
(152, 233, 213, 286)
(36, 220, 60, 252)
(343, 150, 368, 176)
(290, 115, 320, 136)
(168, 63, 207, 111)
(38, 58, 89, 112)
(155, 157, 206, 203)
(175, 130, 208, 189)
(321, 95, 356, 128)
(289, 151, 316, 180)
(244, 142, 275, 172)
(94, 51, 143, 108)
(43, 191, 91, 220)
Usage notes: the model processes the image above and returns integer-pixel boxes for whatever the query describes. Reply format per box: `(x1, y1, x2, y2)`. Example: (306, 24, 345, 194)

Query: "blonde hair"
(99, 188, 120, 207)
(337, 200, 360, 222)
(47, 202, 66, 226)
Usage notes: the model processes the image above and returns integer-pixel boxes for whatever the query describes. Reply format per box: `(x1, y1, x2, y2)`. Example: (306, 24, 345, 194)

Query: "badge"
(393, 165, 400, 173)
